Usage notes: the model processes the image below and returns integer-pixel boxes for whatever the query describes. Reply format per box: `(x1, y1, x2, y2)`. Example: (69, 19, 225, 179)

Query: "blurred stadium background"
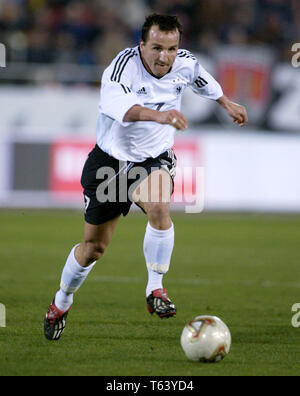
(0, 0, 299, 212)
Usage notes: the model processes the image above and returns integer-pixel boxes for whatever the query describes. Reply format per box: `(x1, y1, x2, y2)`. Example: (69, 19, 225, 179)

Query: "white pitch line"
(26, 274, 300, 289)
(87, 275, 300, 289)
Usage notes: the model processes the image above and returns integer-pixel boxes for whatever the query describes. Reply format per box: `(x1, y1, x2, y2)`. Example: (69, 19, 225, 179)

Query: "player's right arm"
(123, 105, 187, 131)
(99, 49, 144, 126)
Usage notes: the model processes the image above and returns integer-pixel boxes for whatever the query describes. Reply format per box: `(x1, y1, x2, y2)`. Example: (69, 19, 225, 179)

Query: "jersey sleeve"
(99, 49, 143, 126)
(185, 54, 223, 100)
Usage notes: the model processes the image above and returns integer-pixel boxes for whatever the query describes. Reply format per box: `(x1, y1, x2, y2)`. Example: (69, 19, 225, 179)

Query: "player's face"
(140, 25, 180, 78)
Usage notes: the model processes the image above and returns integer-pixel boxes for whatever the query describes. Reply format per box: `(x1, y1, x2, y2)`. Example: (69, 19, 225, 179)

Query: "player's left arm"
(188, 58, 248, 127)
(216, 95, 248, 127)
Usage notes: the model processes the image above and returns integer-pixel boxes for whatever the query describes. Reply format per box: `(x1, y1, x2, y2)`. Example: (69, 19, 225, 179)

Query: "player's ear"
(140, 40, 146, 53)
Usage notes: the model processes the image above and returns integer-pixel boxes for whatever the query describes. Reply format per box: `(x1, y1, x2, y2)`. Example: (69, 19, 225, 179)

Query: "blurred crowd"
(0, 0, 299, 67)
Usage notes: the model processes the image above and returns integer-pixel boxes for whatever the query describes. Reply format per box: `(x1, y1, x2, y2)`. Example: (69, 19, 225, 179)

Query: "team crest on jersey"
(172, 76, 187, 96)
(175, 84, 184, 96)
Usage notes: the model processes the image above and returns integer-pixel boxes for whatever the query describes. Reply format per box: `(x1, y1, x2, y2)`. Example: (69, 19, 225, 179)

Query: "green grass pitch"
(0, 209, 300, 376)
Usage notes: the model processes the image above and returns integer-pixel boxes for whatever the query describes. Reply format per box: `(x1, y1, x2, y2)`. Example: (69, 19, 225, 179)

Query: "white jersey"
(97, 46, 223, 162)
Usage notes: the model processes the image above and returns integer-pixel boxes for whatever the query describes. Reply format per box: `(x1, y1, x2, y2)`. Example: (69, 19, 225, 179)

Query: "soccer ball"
(180, 315, 231, 363)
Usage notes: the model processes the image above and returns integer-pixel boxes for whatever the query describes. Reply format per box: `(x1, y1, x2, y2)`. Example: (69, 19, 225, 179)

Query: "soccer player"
(44, 14, 248, 340)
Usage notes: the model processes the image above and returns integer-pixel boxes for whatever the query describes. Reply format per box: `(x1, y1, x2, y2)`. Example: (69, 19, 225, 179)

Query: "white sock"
(144, 222, 174, 297)
(55, 244, 96, 311)
(55, 289, 73, 312)
(146, 269, 163, 297)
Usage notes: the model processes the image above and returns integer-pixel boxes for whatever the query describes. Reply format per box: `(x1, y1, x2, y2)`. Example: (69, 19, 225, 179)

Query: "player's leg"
(55, 216, 120, 309)
(132, 169, 176, 318)
(76, 216, 120, 267)
(44, 216, 120, 340)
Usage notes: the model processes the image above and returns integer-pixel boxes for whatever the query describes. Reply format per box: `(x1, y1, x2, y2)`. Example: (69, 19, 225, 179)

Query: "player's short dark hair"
(141, 14, 183, 42)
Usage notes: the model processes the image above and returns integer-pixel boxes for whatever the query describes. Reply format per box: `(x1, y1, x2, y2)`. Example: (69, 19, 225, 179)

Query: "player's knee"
(146, 203, 171, 229)
(83, 240, 106, 262)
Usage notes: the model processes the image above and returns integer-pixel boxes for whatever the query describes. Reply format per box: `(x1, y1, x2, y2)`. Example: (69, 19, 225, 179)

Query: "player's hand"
(123, 106, 188, 130)
(157, 110, 188, 131)
(217, 95, 248, 127)
(226, 101, 248, 127)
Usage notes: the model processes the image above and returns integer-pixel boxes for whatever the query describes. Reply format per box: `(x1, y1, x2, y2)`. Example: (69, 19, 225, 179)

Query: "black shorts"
(81, 145, 177, 225)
